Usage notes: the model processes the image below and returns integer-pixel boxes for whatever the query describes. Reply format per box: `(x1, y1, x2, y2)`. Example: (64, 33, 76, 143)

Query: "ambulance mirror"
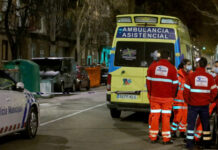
(16, 82, 24, 92)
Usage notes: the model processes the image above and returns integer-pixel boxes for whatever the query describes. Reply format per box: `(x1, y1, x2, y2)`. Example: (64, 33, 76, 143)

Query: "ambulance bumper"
(107, 102, 150, 112)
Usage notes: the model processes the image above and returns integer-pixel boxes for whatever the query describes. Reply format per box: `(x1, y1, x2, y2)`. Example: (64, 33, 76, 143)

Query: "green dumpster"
(4, 59, 40, 93)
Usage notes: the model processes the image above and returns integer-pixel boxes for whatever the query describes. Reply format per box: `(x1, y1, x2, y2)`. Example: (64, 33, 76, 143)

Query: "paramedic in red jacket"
(171, 59, 192, 138)
(146, 51, 178, 144)
(215, 61, 218, 113)
(194, 60, 218, 142)
(183, 57, 217, 149)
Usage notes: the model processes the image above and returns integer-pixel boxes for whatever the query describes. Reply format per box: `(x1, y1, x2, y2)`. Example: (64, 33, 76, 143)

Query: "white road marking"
(40, 103, 106, 126)
(40, 103, 61, 107)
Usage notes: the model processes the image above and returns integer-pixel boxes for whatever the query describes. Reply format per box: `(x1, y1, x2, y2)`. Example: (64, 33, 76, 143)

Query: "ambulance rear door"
(111, 41, 148, 104)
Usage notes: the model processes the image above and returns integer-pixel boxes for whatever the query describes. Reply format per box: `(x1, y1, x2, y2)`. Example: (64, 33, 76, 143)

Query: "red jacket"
(215, 75, 218, 112)
(183, 67, 217, 106)
(146, 59, 178, 102)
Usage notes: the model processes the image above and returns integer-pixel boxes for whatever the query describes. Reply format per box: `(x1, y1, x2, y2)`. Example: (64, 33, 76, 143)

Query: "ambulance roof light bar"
(116, 17, 132, 23)
(161, 18, 178, 24)
(134, 16, 158, 23)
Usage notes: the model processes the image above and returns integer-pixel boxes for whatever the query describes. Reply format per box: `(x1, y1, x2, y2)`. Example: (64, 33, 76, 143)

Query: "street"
(0, 86, 189, 150)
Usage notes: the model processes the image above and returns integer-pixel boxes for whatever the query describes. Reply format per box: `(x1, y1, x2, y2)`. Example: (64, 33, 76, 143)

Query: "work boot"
(179, 132, 186, 138)
(162, 140, 173, 145)
(158, 131, 162, 136)
(149, 139, 158, 144)
(200, 141, 211, 149)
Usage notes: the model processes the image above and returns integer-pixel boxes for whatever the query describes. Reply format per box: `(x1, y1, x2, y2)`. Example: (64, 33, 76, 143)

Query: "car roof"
(32, 57, 75, 60)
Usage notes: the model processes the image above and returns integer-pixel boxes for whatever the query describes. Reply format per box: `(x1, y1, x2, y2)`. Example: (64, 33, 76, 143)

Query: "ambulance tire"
(110, 108, 121, 118)
(23, 107, 38, 139)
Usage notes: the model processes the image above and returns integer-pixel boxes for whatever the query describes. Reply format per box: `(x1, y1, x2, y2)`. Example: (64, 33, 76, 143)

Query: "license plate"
(102, 75, 108, 77)
(117, 94, 137, 99)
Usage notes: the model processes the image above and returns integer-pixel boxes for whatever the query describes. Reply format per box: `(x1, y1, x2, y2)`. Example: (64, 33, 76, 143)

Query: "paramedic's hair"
(199, 57, 207, 68)
(160, 51, 169, 59)
(178, 59, 190, 69)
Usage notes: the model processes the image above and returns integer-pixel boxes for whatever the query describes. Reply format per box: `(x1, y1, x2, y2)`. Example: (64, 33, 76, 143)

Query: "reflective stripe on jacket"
(174, 69, 188, 101)
(146, 59, 178, 102)
(183, 67, 217, 106)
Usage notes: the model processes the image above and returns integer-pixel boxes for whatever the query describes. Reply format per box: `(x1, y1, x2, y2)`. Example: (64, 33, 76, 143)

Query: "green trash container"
(4, 59, 40, 94)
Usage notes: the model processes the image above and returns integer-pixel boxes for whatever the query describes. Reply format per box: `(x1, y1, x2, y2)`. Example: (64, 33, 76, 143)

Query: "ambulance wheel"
(110, 108, 121, 118)
(23, 107, 38, 139)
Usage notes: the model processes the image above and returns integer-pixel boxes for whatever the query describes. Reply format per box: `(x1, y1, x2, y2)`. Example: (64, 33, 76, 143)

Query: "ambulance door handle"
(121, 70, 125, 74)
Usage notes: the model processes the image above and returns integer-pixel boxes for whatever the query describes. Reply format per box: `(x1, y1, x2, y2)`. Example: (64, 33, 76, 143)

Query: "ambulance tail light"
(107, 74, 111, 91)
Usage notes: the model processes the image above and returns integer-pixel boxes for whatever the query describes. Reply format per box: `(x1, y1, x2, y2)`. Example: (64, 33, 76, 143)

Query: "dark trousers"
(186, 105, 210, 148)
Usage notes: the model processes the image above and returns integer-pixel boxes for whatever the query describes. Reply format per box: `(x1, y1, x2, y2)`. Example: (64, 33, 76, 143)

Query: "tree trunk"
(76, 34, 81, 65)
(5, 0, 17, 60)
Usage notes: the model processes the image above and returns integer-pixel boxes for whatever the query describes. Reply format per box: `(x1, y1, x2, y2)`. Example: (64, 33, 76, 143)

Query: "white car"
(0, 70, 39, 138)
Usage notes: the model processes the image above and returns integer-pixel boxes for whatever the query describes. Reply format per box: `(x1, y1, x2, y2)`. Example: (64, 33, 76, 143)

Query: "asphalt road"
(0, 86, 207, 150)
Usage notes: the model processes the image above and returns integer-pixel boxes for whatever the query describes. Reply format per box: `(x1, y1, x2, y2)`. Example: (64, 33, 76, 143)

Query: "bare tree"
(190, 0, 218, 26)
(41, 0, 73, 56)
(1, 0, 41, 59)
(73, 0, 129, 65)
(72, 0, 89, 65)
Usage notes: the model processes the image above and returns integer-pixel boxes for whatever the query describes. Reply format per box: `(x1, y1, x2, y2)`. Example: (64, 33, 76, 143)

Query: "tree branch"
(190, 2, 218, 21)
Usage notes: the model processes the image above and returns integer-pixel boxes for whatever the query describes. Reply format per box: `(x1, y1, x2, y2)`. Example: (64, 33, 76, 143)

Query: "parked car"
(76, 66, 90, 91)
(0, 70, 39, 139)
(32, 57, 77, 94)
(100, 67, 108, 85)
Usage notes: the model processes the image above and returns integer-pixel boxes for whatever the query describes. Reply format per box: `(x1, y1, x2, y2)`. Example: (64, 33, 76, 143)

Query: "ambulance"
(107, 14, 192, 118)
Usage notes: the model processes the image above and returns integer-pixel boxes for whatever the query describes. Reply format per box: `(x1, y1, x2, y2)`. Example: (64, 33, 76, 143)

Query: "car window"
(63, 60, 72, 72)
(33, 59, 62, 71)
(0, 77, 15, 90)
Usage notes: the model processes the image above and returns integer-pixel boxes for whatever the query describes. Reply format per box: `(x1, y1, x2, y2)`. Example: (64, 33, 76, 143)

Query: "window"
(62, 59, 71, 72)
(134, 16, 158, 23)
(186, 45, 192, 61)
(115, 42, 174, 67)
(117, 17, 132, 23)
(161, 18, 178, 24)
(33, 59, 62, 71)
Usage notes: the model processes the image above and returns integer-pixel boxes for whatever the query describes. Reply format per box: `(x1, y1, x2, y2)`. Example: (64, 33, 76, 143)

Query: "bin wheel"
(110, 108, 121, 118)
(22, 107, 38, 139)
(86, 80, 90, 91)
(72, 82, 76, 92)
(76, 82, 81, 91)
(61, 83, 65, 93)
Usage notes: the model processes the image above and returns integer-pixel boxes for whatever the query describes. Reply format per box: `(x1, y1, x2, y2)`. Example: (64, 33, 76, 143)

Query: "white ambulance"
(0, 70, 39, 139)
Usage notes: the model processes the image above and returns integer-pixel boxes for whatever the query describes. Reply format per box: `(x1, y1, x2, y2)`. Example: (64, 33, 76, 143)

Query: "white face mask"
(214, 67, 218, 74)
(186, 65, 192, 71)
